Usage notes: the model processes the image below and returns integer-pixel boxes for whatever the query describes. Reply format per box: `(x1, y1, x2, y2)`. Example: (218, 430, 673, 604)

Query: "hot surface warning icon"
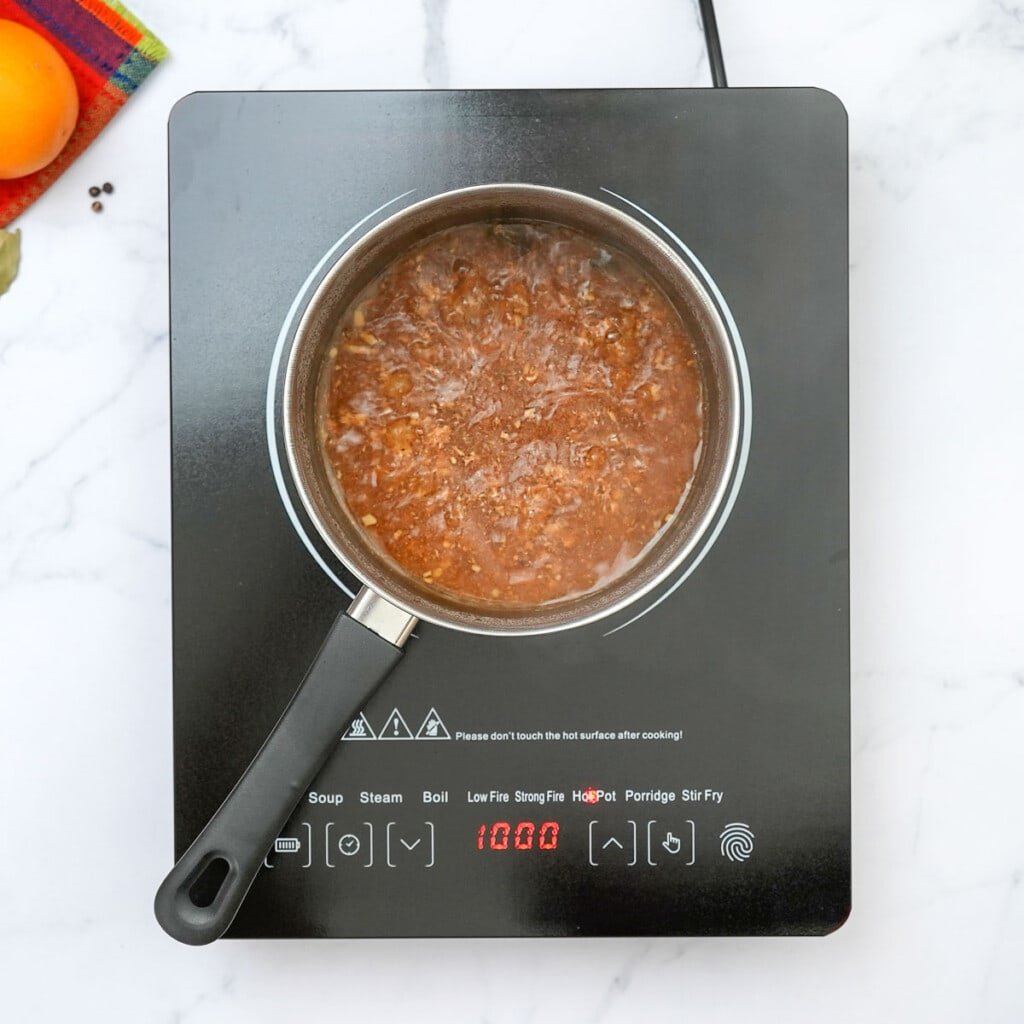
(379, 708, 413, 740)
(416, 708, 451, 740)
(341, 713, 376, 740)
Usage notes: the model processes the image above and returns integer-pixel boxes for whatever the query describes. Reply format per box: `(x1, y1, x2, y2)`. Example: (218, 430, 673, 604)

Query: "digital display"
(476, 821, 560, 851)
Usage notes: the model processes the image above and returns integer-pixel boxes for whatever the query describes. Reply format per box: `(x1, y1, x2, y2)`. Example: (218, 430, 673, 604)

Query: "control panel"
(266, 793, 756, 871)
(221, 699, 791, 940)
(266, 705, 756, 873)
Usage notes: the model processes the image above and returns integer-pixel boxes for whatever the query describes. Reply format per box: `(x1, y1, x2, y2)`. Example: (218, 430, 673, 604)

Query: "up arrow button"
(588, 821, 637, 867)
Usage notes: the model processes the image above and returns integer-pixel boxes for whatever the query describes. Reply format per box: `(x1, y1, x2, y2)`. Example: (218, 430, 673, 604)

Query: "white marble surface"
(2, 0, 1023, 1019)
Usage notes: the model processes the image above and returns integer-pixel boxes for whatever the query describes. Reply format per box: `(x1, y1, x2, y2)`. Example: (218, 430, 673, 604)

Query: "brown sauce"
(319, 221, 704, 606)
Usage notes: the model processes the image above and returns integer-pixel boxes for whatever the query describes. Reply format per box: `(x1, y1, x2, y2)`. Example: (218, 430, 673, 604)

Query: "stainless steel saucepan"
(154, 184, 742, 944)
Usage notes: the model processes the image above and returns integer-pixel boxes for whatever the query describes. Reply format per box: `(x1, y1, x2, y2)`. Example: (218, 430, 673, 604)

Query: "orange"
(0, 19, 79, 179)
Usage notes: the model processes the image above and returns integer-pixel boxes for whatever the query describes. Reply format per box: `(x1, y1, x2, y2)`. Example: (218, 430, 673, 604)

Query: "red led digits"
(538, 821, 559, 849)
(514, 822, 535, 849)
(476, 822, 560, 851)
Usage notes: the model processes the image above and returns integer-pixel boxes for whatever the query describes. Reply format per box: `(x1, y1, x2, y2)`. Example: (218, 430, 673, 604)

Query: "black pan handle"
(154, 602, 411, 945)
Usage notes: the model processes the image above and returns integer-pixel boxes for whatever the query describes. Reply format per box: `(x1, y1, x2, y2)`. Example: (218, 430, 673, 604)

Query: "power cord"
(698, 0, 728, 88)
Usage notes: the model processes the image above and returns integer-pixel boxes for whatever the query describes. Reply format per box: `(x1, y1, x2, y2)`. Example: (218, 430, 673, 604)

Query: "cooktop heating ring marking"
(598, 188, 752, 636)
(267, 185, 750, 631)
(265, 189, 418, 597)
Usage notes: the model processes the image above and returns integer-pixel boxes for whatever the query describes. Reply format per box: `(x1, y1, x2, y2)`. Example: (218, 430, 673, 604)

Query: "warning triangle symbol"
(415, 707, 451, 740)
(340, 712, 376, 741)
(379, 708, 413, 740)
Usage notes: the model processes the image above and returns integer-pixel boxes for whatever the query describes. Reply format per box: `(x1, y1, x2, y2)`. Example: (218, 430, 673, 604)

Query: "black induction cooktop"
(168, 88, 849, 937)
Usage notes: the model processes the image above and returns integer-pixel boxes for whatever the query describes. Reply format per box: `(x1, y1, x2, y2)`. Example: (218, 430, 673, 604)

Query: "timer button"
(385, 821, 435, 868)
(325, 822, 374, 868)
(587, 820, 638, 867)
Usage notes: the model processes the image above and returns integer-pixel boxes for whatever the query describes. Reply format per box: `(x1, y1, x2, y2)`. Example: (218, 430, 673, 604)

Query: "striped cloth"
(0, 0, 166, 227)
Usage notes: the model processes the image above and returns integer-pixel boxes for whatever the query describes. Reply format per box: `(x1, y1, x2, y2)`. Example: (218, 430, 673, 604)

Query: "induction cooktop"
(167, 87, 849, 937)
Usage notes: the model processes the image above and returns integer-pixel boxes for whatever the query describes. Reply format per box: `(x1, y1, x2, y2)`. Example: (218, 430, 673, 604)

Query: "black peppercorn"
(91, 201, 103, 213)
(102, 182, 114, 194)
(89, 186, 101, 197)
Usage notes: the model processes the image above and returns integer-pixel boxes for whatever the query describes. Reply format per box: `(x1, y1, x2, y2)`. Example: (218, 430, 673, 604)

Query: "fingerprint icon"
(719, 823, 755, 862)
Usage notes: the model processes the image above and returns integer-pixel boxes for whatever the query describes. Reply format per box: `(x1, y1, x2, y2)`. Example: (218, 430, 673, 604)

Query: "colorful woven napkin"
(0, 0, 166, 227)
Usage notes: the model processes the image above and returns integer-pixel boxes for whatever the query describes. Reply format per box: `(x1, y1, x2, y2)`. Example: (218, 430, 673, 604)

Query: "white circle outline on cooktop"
(267, 185, 750, 631)
(598, 187, 753, 636)
(266, 189, 418, 598)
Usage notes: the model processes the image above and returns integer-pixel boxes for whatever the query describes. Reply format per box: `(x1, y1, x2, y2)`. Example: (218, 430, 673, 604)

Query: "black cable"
(698, 0, 728, 88)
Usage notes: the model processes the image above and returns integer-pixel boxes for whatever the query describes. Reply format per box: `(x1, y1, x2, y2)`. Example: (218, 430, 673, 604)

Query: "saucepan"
(154, 183, 742, 944)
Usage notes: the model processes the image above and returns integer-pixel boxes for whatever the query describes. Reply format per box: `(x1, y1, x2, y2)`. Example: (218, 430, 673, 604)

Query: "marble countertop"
(2, 0, 1022, 1019)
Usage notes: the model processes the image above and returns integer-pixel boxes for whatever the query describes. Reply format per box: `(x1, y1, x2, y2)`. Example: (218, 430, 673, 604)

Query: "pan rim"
(281, 182, 746, 636)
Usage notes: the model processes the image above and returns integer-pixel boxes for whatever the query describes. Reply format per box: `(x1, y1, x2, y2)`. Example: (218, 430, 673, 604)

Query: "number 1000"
(476, 821, 560, 851)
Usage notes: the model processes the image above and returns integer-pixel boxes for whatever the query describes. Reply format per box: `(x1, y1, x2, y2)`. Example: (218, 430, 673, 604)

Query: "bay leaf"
(0, 228, 21, 297)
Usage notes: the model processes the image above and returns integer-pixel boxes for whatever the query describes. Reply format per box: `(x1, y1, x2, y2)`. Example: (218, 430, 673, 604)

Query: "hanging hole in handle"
(188, 857, 230, 908)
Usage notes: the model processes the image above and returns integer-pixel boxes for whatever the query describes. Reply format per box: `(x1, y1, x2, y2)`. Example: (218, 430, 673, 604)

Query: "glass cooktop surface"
(168, 88, 849, 937)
